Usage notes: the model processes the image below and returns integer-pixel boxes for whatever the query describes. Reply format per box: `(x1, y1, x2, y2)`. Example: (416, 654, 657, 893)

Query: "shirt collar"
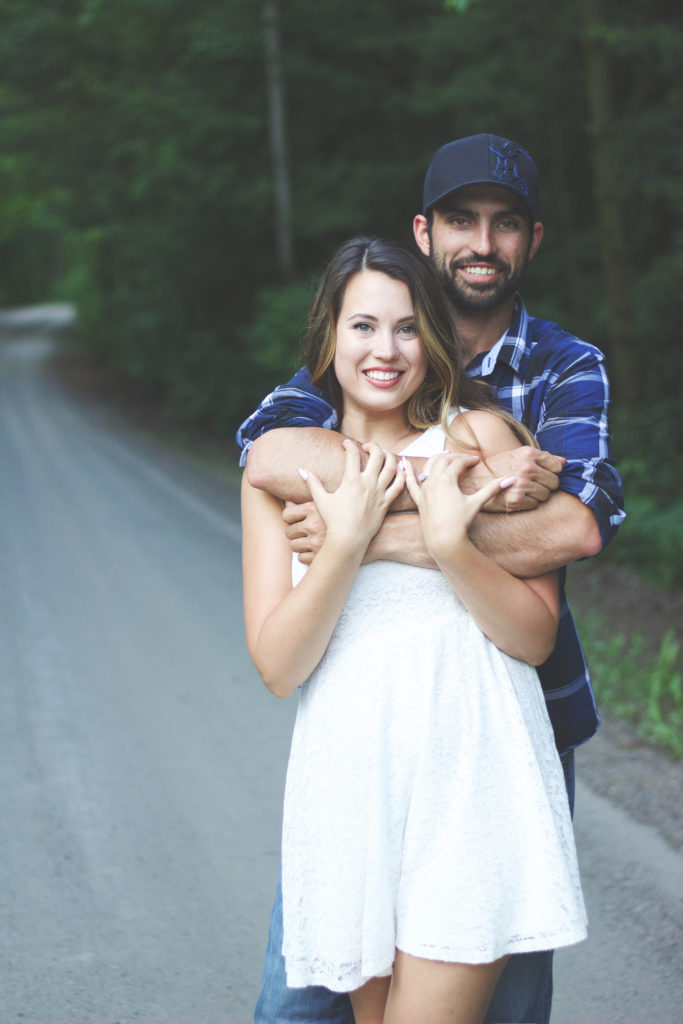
(467, 295, 531, 378)
(480, 332, 508, 375)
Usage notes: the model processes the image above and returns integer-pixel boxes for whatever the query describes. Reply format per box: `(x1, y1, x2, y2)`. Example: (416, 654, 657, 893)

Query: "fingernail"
(499, 476, 516, 489)
(298, 468, 308, 481)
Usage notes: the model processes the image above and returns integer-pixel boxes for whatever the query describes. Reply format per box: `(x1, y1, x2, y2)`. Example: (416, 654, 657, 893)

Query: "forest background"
(0, 1, 681, 594)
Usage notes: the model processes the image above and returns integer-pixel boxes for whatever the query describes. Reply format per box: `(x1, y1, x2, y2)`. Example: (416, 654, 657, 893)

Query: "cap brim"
(424, 178, 540, 220)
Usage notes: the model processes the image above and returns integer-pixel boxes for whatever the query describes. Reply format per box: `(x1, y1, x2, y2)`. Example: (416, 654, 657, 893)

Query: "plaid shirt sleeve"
(235, 368, 338, 467)
(524, 341, 625, 550)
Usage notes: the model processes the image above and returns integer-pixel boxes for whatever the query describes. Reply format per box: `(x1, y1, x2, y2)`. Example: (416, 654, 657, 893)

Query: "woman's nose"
(372, 329, 399, 359)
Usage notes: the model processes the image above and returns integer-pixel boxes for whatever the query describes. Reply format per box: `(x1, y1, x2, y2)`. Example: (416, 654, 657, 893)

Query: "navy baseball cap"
(423, 133, 540, 220)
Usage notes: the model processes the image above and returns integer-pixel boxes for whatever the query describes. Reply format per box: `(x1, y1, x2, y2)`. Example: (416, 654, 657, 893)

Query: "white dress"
(281, 425, 587, 992)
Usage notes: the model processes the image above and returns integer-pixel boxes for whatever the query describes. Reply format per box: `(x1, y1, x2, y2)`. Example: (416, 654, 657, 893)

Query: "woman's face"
(333, 270, 428, 421)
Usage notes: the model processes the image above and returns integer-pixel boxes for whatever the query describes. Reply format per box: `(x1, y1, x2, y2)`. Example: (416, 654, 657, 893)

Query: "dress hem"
(285, 924, 588, 993)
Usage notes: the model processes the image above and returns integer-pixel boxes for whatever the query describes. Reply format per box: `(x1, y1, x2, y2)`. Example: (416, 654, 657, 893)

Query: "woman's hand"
(300, 440, 405, 557)
(405, 452, 515, 564)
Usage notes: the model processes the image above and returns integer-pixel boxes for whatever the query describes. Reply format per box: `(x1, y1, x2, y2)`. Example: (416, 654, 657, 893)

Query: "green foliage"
(607, 399, 683, 589)
(606, 484, 683, 590)
(579, 616, 683, 758)
(0, 0, 680, 467)
(240, 278, 315, 384)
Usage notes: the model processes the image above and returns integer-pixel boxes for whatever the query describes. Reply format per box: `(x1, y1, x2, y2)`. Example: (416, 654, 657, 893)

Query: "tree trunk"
(263, 0, 296, 282)
(579, 0, 637, 408)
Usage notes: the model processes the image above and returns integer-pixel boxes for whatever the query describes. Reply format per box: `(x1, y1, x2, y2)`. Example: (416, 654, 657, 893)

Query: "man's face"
(414, 185, 543, 313)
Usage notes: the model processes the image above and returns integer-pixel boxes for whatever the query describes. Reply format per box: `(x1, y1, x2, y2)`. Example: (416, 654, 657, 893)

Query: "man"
(238, 133, 625, 1024)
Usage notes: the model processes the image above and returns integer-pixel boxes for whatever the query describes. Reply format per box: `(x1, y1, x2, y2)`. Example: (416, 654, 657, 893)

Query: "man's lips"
(454, 261, 507, 282)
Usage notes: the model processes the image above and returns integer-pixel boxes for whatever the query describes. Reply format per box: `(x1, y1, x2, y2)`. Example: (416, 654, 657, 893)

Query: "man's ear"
(413, 214, 431, 257)
(528, 221, 544, 262)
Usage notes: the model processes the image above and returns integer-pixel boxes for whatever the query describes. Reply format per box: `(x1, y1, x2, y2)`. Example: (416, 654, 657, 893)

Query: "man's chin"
(445, 282, 510, 312)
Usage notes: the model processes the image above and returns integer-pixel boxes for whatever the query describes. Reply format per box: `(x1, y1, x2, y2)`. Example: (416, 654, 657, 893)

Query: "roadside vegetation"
(578, 616, 682, 758)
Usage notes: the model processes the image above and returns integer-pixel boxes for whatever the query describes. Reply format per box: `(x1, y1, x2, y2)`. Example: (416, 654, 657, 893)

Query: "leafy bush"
(606, 422, 683, 589)
(579, 615, 683, 757)
(239, 278, 315, 388)
(607, 491, 683, 589)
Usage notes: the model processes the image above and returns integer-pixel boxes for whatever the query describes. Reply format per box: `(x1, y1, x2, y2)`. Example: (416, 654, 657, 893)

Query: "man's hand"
(460, 447, 565, 512)
(283, 501, 326, 565)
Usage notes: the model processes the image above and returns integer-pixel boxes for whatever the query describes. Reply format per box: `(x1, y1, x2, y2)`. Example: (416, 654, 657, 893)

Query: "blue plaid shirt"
(236, 297, 625, 753)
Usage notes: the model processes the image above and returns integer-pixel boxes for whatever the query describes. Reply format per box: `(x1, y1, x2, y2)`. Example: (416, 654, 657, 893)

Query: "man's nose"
(470, 221, 494, 255)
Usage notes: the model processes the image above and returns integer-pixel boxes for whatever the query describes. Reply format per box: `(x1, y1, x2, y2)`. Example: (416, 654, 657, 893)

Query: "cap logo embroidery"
(489, 142, 530, 198)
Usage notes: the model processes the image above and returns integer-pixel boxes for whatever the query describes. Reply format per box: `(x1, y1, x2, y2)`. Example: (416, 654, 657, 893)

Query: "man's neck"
(451, 297, 516, 364)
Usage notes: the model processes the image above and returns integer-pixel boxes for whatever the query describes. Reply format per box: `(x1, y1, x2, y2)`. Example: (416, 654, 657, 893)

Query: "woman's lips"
(362, 368, 404, 387)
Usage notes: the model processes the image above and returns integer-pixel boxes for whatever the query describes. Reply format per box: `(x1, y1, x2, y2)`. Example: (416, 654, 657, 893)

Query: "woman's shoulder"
(400, 424, 448, 456)
(448, 408, 522, 454)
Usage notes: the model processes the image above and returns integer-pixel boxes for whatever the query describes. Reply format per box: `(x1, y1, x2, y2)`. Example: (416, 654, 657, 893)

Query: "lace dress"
(281, 425, 587, 992)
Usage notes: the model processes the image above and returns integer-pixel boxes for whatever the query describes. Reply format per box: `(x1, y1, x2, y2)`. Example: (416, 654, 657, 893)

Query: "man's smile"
(461, 265, 498, 277)
(454, 260, 507, 282)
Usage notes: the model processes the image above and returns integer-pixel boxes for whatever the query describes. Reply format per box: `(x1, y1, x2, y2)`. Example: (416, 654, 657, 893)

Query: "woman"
(242, 238, 586, 1024)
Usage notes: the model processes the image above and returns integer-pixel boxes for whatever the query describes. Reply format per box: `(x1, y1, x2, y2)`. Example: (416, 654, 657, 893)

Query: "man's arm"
(235, 367, 337, 467)
(280, 441, 578, 574)
(248, 427, 561, 511)
(279, 418, 616, 577)
(470, 340, 625, 576)
(281, 470, 598, 574)
(468, 491, 601, 577)
(247, 428, 351, 502)
(240, 366, 562, 509)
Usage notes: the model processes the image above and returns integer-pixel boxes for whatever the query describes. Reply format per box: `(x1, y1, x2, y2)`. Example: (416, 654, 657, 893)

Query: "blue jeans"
(255, 751, 575, 1024)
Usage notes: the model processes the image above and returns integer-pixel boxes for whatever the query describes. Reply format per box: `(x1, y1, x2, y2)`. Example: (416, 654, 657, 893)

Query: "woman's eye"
(399, 324, 417, 337)
(353, 322, 372, 333)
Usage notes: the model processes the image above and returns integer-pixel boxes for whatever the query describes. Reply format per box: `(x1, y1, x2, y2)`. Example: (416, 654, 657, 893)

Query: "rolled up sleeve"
(533, 349, 625, 549)
(235, 368, 338, 467)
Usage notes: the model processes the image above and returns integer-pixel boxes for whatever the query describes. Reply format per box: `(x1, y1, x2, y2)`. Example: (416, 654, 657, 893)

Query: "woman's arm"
(405, 411, 560, 665)
(242, 442, 405, 698)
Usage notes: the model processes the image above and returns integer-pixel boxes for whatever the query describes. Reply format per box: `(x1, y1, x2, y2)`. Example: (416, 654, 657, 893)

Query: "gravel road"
(0, 310, 680, 1023)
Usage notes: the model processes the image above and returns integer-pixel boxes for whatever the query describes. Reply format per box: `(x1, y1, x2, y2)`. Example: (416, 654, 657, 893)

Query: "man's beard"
(432, 254, 527, 313)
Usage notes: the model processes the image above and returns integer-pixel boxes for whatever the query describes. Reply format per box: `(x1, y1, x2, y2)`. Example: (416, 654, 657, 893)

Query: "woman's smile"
(362, 367, 405, 386)
(333, 269, 428, 423)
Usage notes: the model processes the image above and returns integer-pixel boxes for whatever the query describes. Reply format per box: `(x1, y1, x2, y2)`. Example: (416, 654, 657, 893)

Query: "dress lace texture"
(282, 426, 587, 992)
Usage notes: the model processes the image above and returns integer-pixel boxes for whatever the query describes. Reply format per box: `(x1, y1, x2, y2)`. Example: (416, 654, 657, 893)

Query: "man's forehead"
(437, 184, 528, 215)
